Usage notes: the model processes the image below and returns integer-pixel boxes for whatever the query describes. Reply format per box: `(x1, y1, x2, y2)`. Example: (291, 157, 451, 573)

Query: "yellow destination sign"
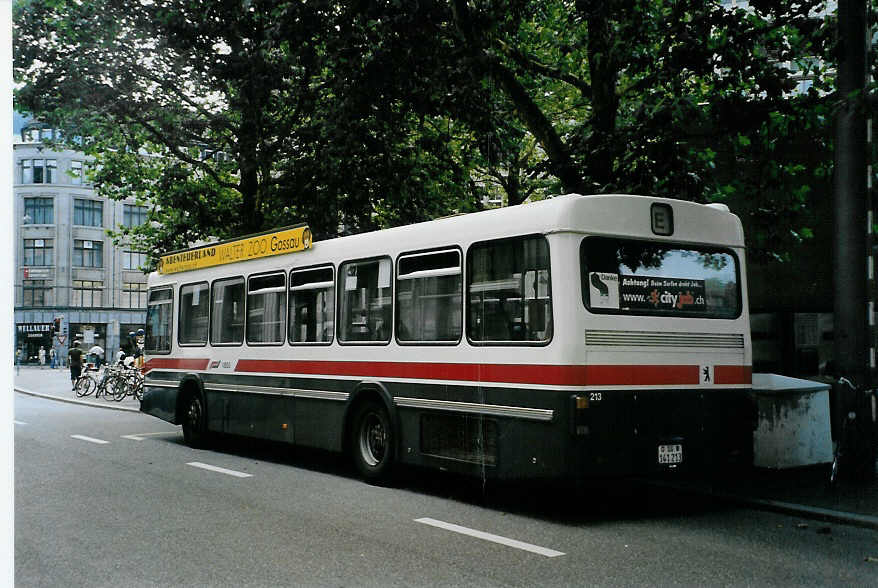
(158, 225, 312, 275)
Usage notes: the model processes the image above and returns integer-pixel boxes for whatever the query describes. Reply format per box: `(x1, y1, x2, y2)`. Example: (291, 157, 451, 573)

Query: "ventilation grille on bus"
(585, 330, 745, 349)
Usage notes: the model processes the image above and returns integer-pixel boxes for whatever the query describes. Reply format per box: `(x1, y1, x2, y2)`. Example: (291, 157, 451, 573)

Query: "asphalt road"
(14, 392, 878, 587)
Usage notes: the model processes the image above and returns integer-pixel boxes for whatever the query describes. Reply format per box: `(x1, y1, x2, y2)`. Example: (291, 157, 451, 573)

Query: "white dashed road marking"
(70, 434, 110, 445)
(14, 420, 27, 426)
(186, 462, 253, 478)
(122, 432, 176, 441)
(414, 517, 565, 558)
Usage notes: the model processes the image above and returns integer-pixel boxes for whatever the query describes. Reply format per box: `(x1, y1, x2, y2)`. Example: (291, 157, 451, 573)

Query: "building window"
(23, 239, 54, 266)
(23, 197, 54, 225)
(121, 282, 148, 309)
(20, 159, 56, 184)
(73, 240, 103, 268)
(22, 280, 52, 307)
(122, 204, 148, 227)
(70, 160, 88, 185)
(73, 280, 103, 307)
(122, 251, 147, 271)
(73, 199, 103, 227)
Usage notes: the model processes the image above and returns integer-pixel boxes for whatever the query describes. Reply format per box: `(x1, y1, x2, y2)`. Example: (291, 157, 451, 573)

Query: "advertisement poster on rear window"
(620, 275, 707, 312)
(589, 272, 707, 313)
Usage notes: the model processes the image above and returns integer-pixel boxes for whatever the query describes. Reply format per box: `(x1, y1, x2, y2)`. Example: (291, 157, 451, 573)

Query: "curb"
(639, 477, 878, 531)
(15, 387, 140, 413)
(714, 491, 878, 531)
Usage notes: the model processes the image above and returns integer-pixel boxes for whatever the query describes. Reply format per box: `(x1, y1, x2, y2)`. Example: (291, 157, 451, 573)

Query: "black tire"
(181, 391, 209, 448)
(350, 401, 395, 483)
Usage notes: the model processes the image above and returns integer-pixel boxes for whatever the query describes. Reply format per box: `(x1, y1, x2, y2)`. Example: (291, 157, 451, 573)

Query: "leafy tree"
(15, 0, 336, 256)
(15, 0, 850, 263)
(340, 0, 840, 257)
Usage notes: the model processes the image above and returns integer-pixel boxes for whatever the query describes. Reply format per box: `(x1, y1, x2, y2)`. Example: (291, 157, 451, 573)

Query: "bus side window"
(247, 272, 286, 345)
(467, 236, 552, 344)
(396, 249, 462, 344)
(289, 265, 334, 344)
(339, 258, 392, 344)
(211, 277, 245, 345)
(179, 282, 209, 345)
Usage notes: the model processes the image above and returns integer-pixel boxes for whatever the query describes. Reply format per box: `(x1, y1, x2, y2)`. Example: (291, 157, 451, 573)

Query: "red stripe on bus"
(715, 365, 752, 385)
(142, 358, 211, 373)
(582, 364, 698, 386)
(234, 360, 750, 387)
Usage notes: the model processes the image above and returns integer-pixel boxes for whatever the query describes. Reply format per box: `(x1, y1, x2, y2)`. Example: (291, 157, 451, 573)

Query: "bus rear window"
(580, 237, 740, 319)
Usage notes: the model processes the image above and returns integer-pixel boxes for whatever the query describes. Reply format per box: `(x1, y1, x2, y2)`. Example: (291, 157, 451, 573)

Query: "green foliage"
(13, 0, 859, 264)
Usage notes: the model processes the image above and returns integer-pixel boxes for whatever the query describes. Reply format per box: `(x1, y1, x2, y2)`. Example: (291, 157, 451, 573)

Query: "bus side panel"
(294, 398, 345, 452)
(394, 407, 571, 480)
(391, 384, 572, 480)
(205, 390, 295, 443)
(141, 383, 180, 425)
(205, 391, 247, 436)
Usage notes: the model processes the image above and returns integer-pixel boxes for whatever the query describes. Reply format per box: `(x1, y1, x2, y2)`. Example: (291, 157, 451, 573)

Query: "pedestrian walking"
(49, 347, 56, 369)
(68, 341, 83, 390)
(15, 348, 21, 375)
(38, 346, 46, 367)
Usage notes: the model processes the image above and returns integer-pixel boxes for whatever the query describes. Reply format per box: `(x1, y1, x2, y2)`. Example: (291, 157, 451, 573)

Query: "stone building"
(13, 122, 147, 365)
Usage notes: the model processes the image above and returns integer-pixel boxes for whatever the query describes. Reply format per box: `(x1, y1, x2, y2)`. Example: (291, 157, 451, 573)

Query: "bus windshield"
(580, 236, 740, 319)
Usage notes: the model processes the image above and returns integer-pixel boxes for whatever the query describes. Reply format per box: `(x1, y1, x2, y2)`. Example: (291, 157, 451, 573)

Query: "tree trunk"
(584, 2, 620, 190)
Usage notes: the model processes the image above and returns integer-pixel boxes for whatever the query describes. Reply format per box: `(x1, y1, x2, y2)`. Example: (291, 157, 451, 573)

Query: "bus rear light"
(571, 395, 590, 435)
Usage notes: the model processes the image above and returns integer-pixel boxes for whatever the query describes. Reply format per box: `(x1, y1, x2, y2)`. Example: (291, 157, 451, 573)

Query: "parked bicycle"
(115, 363, 144, 401)
(73, 364, 125, 400)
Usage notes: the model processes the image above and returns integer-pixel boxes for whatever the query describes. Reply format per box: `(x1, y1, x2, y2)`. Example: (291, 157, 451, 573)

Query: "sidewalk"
(644, 461, 878, 530)
(14, 364, 140, 412)
(13, 366, 878, 529)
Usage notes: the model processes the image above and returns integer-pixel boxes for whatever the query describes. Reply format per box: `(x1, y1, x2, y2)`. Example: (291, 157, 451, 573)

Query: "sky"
(13, 110, 31, 142)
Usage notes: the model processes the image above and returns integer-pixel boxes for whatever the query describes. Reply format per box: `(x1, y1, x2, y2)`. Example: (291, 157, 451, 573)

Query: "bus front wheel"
(181, 391, 208, 449)
(351, 401, 395, 483)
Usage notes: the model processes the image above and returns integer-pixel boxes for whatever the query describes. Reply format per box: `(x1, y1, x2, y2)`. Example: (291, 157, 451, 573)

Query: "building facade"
(13, 123, 147, 365)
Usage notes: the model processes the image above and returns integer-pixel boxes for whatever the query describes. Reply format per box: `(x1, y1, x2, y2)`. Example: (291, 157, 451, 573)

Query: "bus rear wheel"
(351, 401, 395, 483)
(181, 391, 208, 448)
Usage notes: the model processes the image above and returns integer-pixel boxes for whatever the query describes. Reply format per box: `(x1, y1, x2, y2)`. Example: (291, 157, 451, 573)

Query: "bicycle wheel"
(126, 371, 143, 401)
(132, 376, 143, 401)
(112, 375, 129, 401)
(96, 376, 113, 400)
(74, 375, 95, 397)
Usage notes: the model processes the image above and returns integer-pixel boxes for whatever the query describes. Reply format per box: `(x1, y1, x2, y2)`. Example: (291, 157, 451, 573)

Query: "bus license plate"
(658, 444, 683, 465)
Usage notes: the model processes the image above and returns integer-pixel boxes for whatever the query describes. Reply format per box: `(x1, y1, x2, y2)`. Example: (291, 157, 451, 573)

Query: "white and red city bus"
(140, 194, 753, 482)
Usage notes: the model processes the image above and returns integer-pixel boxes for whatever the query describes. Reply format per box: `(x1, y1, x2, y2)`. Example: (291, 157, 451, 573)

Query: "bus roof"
(148, 194, 745, 282)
